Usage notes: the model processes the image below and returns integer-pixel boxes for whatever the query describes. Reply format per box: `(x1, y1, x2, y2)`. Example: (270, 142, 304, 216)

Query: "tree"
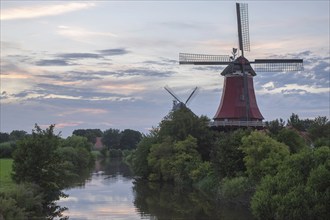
(131, 108, 216, 183)
(0, 141, 16, 158)
(119, 129, 142, 150)
(308, 116, 330, 145)
(58, 135, 94, 174)
(132, 133, 157, 178)
(265, 118, 285, 136)
(12, 124, 67, 202)
(170, 136, 207, 184)
(0, 183, 44, 219)
(147, 135, 206, 185)
(72, 129, 103, 143)
(147, 137, 174, 181)
(287, 113, 304, 131)
(276, 128, 307, 153)
(211, 129, 248, 179)
(158, 108, 215, 160)
(102, 128, 121, 149)
(10, 125, 94, 218)
(251, 146, 330, 220)
(0, 132, 10, 143)
(240, 131, 290, 182)
(9, 130, 27, 141)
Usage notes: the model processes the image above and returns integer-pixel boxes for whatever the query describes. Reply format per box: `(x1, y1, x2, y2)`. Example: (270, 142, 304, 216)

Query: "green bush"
(0, 197, 27, 220)
(241, 131, 290, 182)
(211, 129, 248, 179)
(251, 146, 330, 220)
(132, 135, 156, 178)
(0, 142, 16, 158)
(218, 176, 251, 200)
(0, 183, 44, 219)
(276, 128, 307, 153)
(314, 137, 330, 148)
(194, 171, 218, 194)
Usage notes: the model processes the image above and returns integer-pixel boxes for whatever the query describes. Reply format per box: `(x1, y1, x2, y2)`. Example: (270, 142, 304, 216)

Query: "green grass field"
(0, 158, 14, 191)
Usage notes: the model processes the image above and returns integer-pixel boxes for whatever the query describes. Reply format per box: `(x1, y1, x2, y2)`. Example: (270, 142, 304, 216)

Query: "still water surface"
(57, 159, 254, 220)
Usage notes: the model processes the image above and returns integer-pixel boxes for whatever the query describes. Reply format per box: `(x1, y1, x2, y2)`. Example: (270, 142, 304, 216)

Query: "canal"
(57, 158, 254, 219)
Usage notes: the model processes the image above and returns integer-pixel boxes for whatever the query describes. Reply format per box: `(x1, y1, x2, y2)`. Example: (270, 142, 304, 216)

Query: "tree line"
(71, 128, 142, 158)
(0, 128, 142, 159)
(124, 109, 329, 219)
(71, 128, 142, 150)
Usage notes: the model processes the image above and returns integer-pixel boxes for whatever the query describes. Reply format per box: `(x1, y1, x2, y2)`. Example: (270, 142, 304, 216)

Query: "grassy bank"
(0, 158, 14, 191)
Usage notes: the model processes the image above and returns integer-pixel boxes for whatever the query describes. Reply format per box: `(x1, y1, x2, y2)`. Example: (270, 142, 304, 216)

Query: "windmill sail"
(185, 87, 198, 105)
(164, 86, 182, 103)
(179, 53, 231, 65)
(164, 86, 198, 112)
(236, 3, 250, 54)
(252, 59, 304, 72)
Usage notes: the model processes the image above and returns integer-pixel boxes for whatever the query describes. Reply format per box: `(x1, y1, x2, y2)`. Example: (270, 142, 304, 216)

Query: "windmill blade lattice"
(179, 53, 231, 65)
(237, 3, 250, 53)
(252, 59, 304, 72)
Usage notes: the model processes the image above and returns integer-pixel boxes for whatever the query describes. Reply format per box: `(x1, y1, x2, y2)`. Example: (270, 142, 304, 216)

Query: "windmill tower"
(164, 86, 198, 111)
(179, 3, 303, 129)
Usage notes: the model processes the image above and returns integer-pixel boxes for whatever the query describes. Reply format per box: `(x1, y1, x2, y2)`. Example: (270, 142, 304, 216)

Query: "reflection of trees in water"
(100, 158, 134, 178)
(133, 180, 254, 220)
(133, 180, 217, 219)
(64, 168, 93, 190)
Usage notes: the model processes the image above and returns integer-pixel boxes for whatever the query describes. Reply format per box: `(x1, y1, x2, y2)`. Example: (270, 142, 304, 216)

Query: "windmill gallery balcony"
(209, 120, 265, 128)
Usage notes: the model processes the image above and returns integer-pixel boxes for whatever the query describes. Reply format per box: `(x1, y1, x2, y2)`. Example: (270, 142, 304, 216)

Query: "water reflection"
(133, 180, 254, 220)
(57, 159, 254, 220)
(57, 158, 139, 220)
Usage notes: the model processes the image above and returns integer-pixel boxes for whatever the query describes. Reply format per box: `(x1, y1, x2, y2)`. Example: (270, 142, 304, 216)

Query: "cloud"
(1, 91, 9, 100)
(6, 81, 141, 104)
(33, 48, 129, 66)
(98, 48, 130, 56)
(58, 53, 102, 60)
(192, 66, 224, 72)
(1, 3, 95, 20)
(1, 73, 30, 79)
(57, 26, 117, 40)
(35, 59, 75, 66)
(37, 71, 102, 82)
(54, 122, 83, 129)
(57, 108, 108, 117)
(65, 69, 175, 78)
(258, 83, 329, 95)
(143, 58, 177, 66)
(120, 69, 175, 77)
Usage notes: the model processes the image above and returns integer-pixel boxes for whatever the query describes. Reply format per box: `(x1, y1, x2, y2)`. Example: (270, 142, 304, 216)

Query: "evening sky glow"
(1, 1, 329, 136)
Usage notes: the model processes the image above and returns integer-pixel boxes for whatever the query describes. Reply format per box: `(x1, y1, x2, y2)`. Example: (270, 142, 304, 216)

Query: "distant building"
(93, 137, 103, 151)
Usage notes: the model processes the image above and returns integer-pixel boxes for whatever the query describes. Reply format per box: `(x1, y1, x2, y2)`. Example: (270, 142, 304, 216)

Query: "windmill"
(164, 86, 198, 111)
(179, 3, 303, 128)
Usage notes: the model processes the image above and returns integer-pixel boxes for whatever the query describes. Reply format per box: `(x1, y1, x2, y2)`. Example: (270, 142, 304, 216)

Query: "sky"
(1, 1, 329, 137)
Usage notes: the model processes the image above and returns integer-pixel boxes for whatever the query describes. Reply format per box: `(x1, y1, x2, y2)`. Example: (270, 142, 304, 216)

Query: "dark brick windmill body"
(179, 3, 303, 129)
(214, 56, 263, 122)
